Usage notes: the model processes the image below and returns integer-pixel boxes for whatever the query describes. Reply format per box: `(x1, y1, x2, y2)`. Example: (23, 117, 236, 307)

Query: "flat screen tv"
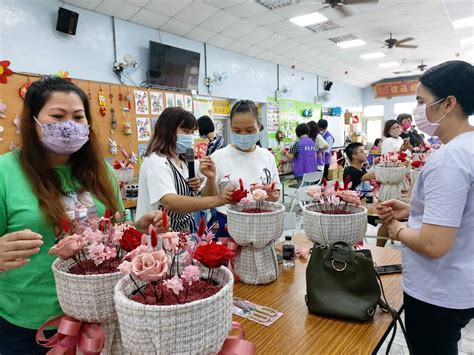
(148, 41, 200, 90)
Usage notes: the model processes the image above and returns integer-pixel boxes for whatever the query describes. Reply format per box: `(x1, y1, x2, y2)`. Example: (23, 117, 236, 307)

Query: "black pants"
(404, 292, 474, 355)
(0, 318, 54, 355)
(323, 164, 330, 180)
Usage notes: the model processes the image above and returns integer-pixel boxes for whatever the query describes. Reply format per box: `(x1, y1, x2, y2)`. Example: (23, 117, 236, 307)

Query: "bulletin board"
(0, 73, 193, 176)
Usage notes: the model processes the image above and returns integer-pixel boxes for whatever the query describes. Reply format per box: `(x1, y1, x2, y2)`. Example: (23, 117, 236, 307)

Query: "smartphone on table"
(375, 264, 403, 275)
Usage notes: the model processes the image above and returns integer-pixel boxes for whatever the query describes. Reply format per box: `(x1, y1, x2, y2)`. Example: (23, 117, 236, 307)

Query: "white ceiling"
(64, 0, 474, 88)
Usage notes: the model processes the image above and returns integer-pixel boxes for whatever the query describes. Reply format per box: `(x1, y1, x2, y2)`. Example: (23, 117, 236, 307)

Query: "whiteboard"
(323, 115, 345, 148)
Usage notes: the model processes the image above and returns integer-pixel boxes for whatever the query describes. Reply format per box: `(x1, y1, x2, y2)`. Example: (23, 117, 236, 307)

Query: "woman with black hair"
(200, 100, 281, 238)
(197, 115, 226, 156)
(377, 60, 474, 354)
(381, 119, 411, 155)
(396, 113, 424, 147)
(136, 107, 234, 232)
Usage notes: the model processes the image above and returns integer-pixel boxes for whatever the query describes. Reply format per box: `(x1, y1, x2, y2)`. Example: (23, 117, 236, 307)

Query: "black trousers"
(404, 292, 474, 355)
(0, 318, 54, 355)
(323, 164, 330, 180)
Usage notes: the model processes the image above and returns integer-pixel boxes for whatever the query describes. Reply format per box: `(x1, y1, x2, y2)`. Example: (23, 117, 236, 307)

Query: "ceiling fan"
(417, 60, 428, 72)
(319, 0, 379, 16)
(383, 33, 418, 49)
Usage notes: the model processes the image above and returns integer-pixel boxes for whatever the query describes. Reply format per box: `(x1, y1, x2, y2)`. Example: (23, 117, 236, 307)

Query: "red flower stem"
(208, 267, 211, 281)
(152, 281, 159, 303)
(72, 256, 86, 275)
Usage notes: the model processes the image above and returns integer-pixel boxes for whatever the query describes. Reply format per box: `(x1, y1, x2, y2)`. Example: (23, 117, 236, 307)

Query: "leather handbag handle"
(324, 241, 356, 264)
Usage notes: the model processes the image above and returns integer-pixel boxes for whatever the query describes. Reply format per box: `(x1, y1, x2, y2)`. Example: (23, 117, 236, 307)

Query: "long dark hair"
(20, 76, 119, 226)
(145, 107, 197, 157)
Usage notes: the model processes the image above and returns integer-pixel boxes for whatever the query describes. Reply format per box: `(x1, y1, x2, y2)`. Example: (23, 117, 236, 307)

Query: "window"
(363, 105, 384, 117)
(394, 101, 417, 116)
(366, 118, 383, 147)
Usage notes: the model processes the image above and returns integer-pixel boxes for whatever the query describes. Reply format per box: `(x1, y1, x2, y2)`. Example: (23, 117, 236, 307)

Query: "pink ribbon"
(36, 315, 105, 355)
(219, 321, 256, 355)
(218, 237, 241, 282)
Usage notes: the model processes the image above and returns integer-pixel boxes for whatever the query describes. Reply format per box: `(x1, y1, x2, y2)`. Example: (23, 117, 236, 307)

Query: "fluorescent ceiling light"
(337, 39, 366, 48)
(289, 12, 328, 27)
(379, 62, 400, 68)
(460, 36, 474, 46)
(360, 52, 385, 60)
(453, 16, 474, 29)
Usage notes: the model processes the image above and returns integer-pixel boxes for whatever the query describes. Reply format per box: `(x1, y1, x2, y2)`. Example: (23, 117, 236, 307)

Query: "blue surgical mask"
(230, 132, 259, 150)
(176, 134, 195, 154)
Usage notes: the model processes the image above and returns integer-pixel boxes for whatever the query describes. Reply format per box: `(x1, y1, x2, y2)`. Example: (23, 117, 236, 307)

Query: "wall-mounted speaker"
(56, 7, 79, 35)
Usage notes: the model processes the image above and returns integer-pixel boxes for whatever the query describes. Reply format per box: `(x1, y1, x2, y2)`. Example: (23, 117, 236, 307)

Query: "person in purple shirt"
(282, 123, 318, 185)
(377, 60, 474, 355)
(317, 119, 334, 180)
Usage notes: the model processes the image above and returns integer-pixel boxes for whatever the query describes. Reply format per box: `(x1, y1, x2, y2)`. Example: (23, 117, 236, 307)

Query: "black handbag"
(305, 241, 412, 354)
(305, 241, 380, 322)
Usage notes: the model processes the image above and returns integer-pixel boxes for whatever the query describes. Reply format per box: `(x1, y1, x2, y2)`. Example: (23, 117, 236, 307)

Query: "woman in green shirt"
(0, 77, 162, 354)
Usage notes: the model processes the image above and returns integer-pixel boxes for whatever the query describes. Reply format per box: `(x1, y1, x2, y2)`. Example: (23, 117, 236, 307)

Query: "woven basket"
(411, 169, 422, 187)
(303, 204, 368, 246)
(114, 265, 233, 354)
(375, 166, 406, 202)
(52, 259, 126, 354)
(227, 202, 285, 284)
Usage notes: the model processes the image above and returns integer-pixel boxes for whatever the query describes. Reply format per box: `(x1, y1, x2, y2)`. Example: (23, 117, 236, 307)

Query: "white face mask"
(413, 98, 447, 136)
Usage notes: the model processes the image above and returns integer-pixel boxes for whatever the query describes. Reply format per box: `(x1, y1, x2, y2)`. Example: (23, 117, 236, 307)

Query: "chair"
(290, 185, 317, 232)
(288, 171, 323, 212)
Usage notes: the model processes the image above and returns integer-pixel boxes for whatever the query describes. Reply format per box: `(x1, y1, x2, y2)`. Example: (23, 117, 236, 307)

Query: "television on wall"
(148, 41, 200, 90)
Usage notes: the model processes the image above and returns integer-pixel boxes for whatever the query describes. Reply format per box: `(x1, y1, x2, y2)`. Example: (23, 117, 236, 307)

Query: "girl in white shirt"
(136, 107, 233, 232)
(381, 119, 411, 155)
(200, 100, 281, 238)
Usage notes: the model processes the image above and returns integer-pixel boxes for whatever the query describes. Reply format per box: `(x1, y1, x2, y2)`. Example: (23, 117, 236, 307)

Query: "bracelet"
(394, 226, 406, 241)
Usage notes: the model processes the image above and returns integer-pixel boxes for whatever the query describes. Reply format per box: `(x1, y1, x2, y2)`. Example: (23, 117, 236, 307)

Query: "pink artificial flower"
(88, 242, 105, 266)
(162, 232, 179, 252)
(82, 227, 104, 244)
(103, 246, 117, 261)
(163, 275, 184, 295)
(114, 211, 121, 222)
(338, 190, 361, 206)
(48, 234, 84, 260)
(306, 185, 322, 201)
(295, 246, 310, 259)
(131, 250, 169, 282)
(118, 260, 132, 275)
(124, 244, 153, 261)
(251, 188, 268, 201)
(181, 265, 200, 285)
(249, 183, 264, 192)
(240, 197, 251, 206)
(178, 250, 193, 266)
(112, 224, 128, 244)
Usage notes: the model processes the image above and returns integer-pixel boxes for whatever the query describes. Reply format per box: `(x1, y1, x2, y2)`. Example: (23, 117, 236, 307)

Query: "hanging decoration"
(0, 125, 4, 141)
(302, 108, 313, 118)
(125, 91, 132, 110)
(56, 70, 71, 81)
(87, 82, 92, 101)
(109, 135, 118, 155)
(98, 87, 107, 117)
(18, 77, 31, 99)
(128, 141, 138, 165)
(352, 115, 360, 124)
(118, 86, 124, 101)
(108, 84, 113, 103)
(0, 60, 14, 84)
(13, 115, 20, 134)
(121, 108, 132, 136)
(111, 108, 117, 129)
(9, 140, 17, 151)
(0, 102, 6, 119)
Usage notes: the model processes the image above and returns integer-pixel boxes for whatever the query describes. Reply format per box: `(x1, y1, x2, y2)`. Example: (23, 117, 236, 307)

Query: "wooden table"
(123, 199, 137, 209)
(233, 235, 403, 354)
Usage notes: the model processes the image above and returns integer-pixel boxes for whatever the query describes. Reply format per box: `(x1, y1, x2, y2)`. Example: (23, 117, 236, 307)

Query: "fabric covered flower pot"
(114, 265, 233, 354)
(375, 166, 406, 201)
(303, 204, 368, 246)
(227, 201, 285, 285)
(52, 259, 126, 354)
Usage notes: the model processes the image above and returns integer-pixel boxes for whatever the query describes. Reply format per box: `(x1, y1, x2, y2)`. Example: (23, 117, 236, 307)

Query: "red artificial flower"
(104, 209, 111, 219)
(322, 178, 328, 187)
(411, 160, 423, 169)
(343, 175, 352, 190)
(231, 178, 248, 203)
(150, 225, 158, 248)
(0, 61, 14, 84)
(334, 180, 340, 191)
(113, 162, 122, 170)
(197, 217, 206, 237)
(162, 209, 168, 231)
(61, 217, 70, 233)
(120, 226, 143, 251)
(397, 152, 408, 162)
(194, 242, 235, 269)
